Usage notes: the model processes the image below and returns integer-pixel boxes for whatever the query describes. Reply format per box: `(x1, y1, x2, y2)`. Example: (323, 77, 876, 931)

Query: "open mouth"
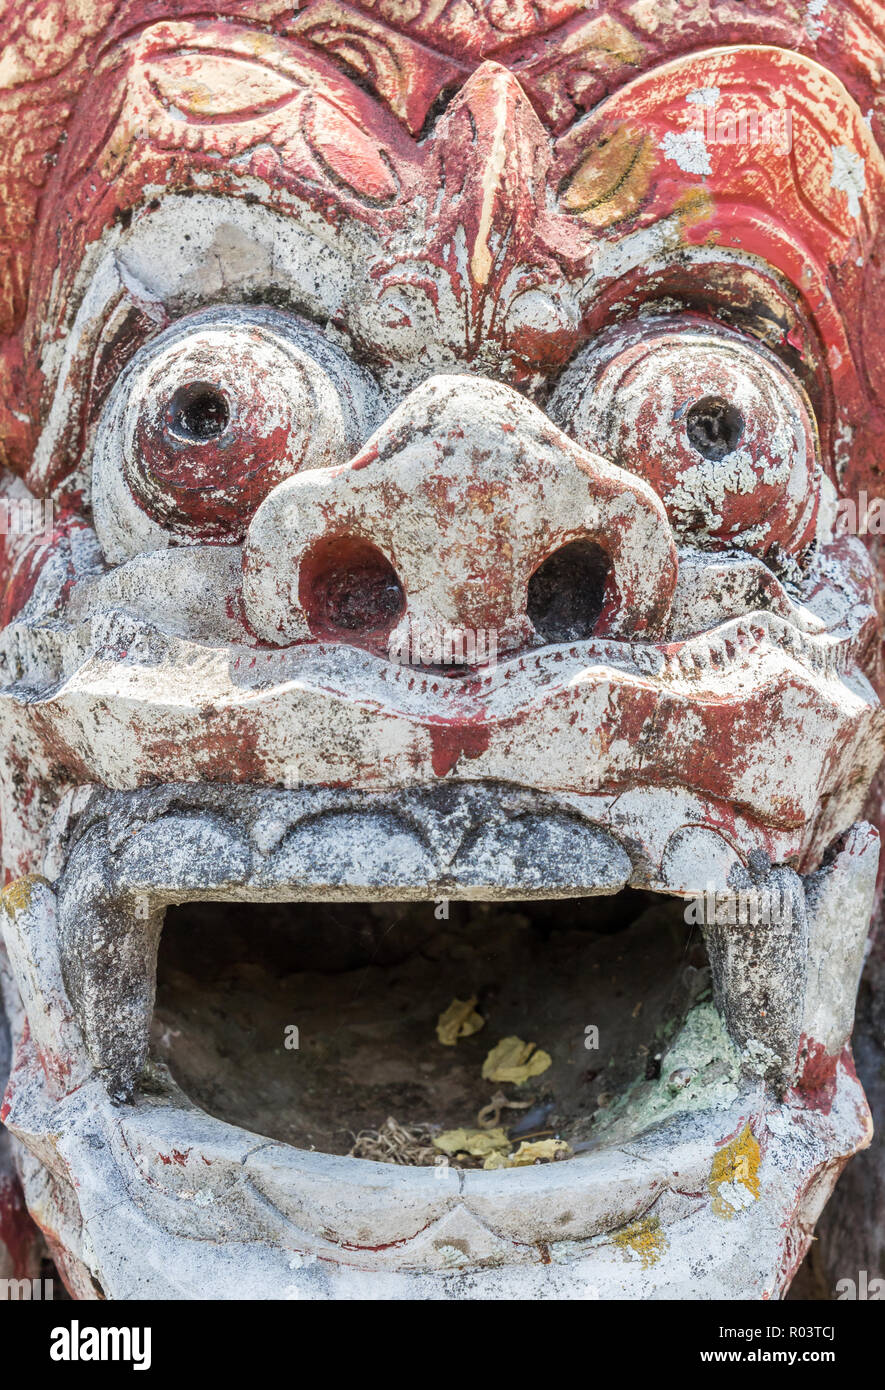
(51, 778, 873, 1136)
(150, 890, 710, 1165)
(2, 779, 868, 1298)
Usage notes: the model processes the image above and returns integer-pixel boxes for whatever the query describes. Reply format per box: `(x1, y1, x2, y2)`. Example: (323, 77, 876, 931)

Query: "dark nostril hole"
(323, 567, 403, 632)
(300, 536, 405, 642)
(685, 395, 744, 461)
(527, 539, 611, 644)
(166, 383, 230, 442)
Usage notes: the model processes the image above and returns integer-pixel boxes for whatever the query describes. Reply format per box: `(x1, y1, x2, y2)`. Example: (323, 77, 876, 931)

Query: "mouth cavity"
(149, 891, 711, 1165)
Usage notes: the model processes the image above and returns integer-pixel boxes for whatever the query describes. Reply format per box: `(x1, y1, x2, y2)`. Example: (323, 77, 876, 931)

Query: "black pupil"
(167, 384, 229, 441)
(685, 396, 744, 461)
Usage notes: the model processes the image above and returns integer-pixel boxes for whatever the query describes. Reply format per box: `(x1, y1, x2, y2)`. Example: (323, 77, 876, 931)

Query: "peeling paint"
(0, 0, 882, 1304)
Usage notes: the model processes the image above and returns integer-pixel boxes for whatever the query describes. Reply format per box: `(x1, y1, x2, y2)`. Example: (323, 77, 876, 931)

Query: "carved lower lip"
(11, 1054, 869, 1296)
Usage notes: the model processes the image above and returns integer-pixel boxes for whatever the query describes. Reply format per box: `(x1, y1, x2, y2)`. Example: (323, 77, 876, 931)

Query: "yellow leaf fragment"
(508, 1139, 571, 1165)
(481, 1036, 552, 1085)
(433, 1128, 510, 1158)
(436, 996, 485, 1046)
(482, 1138, 571, 1169)
(481, 1151, 510, 1170)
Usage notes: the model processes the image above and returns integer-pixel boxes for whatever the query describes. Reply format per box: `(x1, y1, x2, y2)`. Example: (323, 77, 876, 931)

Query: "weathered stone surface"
(0, 0, 884, 1301)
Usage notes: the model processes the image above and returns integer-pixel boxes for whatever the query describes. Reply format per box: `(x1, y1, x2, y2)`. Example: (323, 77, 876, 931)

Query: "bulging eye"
(549, 320, 821, 561)
(92, 307, 380, 563)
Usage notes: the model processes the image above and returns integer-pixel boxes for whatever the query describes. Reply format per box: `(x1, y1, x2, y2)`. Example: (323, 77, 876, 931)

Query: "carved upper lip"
(3, 560, 880, 859)
(0, 524, 879, 904)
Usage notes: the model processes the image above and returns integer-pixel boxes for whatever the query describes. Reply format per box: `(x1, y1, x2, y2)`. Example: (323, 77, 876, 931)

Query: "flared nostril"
(527, 539, 611, 643)
(299, 535, 405, 642)
(242, 377, 677, 649)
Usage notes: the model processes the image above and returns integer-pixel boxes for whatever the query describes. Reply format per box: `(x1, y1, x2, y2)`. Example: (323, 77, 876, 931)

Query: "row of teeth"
(378, 610, 849, 691)
(658, 613, 848, 681)
(0, 600, 853, 697)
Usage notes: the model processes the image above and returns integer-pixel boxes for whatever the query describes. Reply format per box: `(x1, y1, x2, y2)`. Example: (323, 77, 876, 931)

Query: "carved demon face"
(1, 1, 884, 1299)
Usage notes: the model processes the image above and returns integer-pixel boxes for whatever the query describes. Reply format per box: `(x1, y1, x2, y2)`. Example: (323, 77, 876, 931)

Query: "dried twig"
(476, 1089, 533, 1130)
(349, 1115, 439, 1166)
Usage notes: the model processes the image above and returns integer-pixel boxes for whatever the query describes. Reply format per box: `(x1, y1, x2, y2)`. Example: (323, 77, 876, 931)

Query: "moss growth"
(611, 1214, 668, 1268)
(590, 1002, 742, 1145)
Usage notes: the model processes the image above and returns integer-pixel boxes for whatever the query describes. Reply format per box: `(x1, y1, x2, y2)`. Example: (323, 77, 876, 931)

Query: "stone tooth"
(451, 817, 631, 896)
(802, 822, 878, 1056)
(691, 644, 710, 670)
(660, 825, 741, 893)
(58, 873, 159, 1102)
(665, 654, 682, 680)
(700, 865, 809, 1091)
(58, 814, 251, 1101)
(267, 810, 436, 890)
(678, 647, 696, 674)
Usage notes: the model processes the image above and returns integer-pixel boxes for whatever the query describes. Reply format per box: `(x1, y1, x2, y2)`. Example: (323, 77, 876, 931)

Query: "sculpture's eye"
(549, 322, 821, 560)
(92, 308, 379, 563)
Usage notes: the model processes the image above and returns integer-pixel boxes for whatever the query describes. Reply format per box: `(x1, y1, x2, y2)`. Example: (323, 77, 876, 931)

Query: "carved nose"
(242, 376, 677, 655)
